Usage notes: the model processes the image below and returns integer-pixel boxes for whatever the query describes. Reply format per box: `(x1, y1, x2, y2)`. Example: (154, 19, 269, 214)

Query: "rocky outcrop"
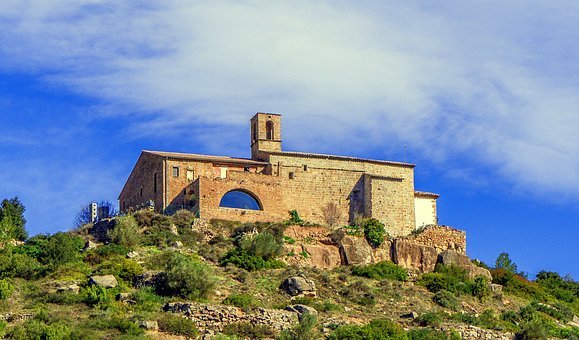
(339, 235, 373, 265)
(438, 250, 492, 281)
(283, 243, 341, 269)
(391, 239, 438, 273)
(89, 219, 116, 243)
(285, 304, 318, 322)
(89, 275, 118, 288)
(441, 324, 513, 340)
(371, 239, 392, 263)
(164, 302, 298, 336)
(280, 276, 316, 297)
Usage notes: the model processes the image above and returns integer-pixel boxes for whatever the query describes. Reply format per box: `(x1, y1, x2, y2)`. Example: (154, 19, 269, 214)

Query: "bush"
(93, 257, 144, 282)
(158, 314, 198, 337)
(134, 209, 155, 227)
(472, 276, 489, 300)
(222, 322, 275, 339)
(329, 318, 407, 340)
(6, 320, 73, 339)
(82, 285, 111, 308)
(88, 316, 144, 336)
(341, 281, 376, 307)
(407, 328, 461, 340)
(491, 268, 549, 301)
(223, 293, 259, 310)
(0, 279, 14, 300)
(165, 253, 217, 299)
(433, 290, 459, 311)
(220, 249, 285, 271)
(351, 261, 408, 281)
(361, 218, 387, 248)
(109, 215, 141, 249)
(516, 319, 548, 340)
(0, 250, 43, 279)
(0, 197, 28, 242)
(414, 312, 443, 328)
(39, 232, 84, 269)
(279, 313, 318, 340)
(420, 264, 476, 296)
(172, 209, 196, 229)
(288, 210, 303, 224)
(239, 232, 281, 260)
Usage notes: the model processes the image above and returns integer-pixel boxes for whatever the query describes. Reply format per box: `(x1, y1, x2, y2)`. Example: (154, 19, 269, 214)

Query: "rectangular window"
(186, 169, 194, 182)
(140, 187, 143, 197)
(172, 166, 179, 177)
(303, 164, 308, 171)
(289, 172, 294, 179)
(244, 166, 250, 172)
(220, 167, 227, 179)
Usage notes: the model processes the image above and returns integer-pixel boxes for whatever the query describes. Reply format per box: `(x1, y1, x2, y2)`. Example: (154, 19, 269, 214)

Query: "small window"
(220, 167, 227, 179)
(244, 166, 250, 172)
(303, 164, 308, 171)
(122, 201, 125, 210)
(140, 187, 143, 197)
(289, 172, 294, 179)
(172, 166, 179, 177)
(186, 169, 194, 182)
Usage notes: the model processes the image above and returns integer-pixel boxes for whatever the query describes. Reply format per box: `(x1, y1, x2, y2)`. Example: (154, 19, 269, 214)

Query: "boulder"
(89, 275, 118, 288)
(56, 284, 80, 294)
(116, 292, 131, 301)
(138, 320, 159, 331)
(89, 219, 116, 243)
(400, 311, 419, 319)
(172, 241, 183, 248)
(286, 304, 318, 322)
(372, 239, 392, 263)
(126, 251, 139, 259)
(489, 284, 503, 294)
(339, 235, 373, 265)
(82, 240, 98, 252)
(391, 239, 438, 273)
(302, 244, 341, 269)
(280, 277, 316, 297)
(133, 271, 167, 289)
(438, 250, 492, 281)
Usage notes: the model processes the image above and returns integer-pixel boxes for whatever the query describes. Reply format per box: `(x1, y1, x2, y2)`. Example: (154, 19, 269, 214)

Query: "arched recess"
(219, 189, 263, 210)
(266, 120, 274, 140)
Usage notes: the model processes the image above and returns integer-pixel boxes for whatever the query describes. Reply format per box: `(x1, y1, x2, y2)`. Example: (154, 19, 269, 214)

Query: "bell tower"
(251, 112, 282, 160)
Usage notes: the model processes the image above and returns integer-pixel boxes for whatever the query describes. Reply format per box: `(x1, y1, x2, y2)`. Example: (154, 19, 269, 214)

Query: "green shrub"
(134, 209, 155, 227)
(361, 218, 387, 248)
(239, 232, 281, 260)
(130, 287, 165, 313)
(530, 301, 574, 323)
(419, 264, 475, 296)
(109, 215, 141, 249)
(39, 232, 84, 269)
(172, 209, 196, 229)
(158, 313, 198, 337)
(535, 271, 578, 304)
(288, 210, 303, 224)
(165, 253, 217, 299)
(472, 276, 489, 300)
(94, 257, 144, 282)
(82, 285, 111, 308)
(0, 279, 14, 300)
(351, 261, 408, 281)
(407, 328, 461, 340)
(0, 251, 43, 279)
(6, 320, 73, 339)
(88, 316, 144, 336)
(220, 249, 285, 271)
(341, 281, 376, 307)
(432, 290, 459, 311)
(279, 313, 318, 340)
(329, 318, 407, 340)
(516, 319, 548, 340)
(414, 312, 443, 328)
(223, 293, 259, 310)
(222, 322, 275, 339)
(491, 268, 549, 301)
(0, 197, 28, 242)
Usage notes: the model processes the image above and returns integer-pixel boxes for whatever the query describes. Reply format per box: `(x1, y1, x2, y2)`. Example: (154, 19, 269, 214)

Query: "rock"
(391, 239, 438, 273)
(339, 235, 373, 265)
(286, 304, 318, 322)
(88, 275, 118, 288)
(372, 240, 392, 263)
(489, 284, 503, 293)
(133, 271, 167, 289)
(126, 251, 139, 259)
(116, 292, 131, 301)
(89, 219, 116, 243)
(302, 244, 341, 269)
(172, 241, 183, 248)
(82, 240, 98, 252)
(569, 315, 579, 328)
(280, 277, 316, 297)
(138, 320, 159, 331)
(56, 284, 80, 294)
(400, 311, 419, 319)
(169, 224, 179, 235)
(438, 249, 492, 281)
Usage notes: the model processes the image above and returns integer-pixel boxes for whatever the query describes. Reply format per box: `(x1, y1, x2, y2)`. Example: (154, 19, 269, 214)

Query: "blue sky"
(0, 1, 577, 278)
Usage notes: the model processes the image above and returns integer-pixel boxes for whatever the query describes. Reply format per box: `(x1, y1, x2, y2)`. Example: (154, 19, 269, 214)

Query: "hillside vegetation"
(0, 202, 578, 339)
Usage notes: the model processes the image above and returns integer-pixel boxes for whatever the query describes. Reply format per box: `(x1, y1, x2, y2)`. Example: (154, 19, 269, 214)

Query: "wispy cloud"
(1, 1, 578, 201)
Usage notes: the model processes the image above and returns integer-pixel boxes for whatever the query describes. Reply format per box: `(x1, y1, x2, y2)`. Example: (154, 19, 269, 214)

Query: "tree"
(0, 197, 28, 241)
(495, 252, 518, 274)
(74, 201, 118, 227)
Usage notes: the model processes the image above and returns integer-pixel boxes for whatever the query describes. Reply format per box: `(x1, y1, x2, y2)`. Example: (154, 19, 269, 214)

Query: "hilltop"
(0, 208, 578, 339)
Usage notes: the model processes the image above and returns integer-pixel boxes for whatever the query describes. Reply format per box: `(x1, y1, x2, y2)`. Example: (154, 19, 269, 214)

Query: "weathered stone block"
(339, 235, 373, 265)
(391, 239, 438, 273)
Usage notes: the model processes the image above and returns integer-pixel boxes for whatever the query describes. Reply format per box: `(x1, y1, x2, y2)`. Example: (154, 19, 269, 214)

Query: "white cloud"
(1, 1, 578, 199)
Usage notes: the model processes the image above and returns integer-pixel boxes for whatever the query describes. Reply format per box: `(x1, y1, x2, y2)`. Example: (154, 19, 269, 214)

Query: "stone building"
(119, 113, 439, 236)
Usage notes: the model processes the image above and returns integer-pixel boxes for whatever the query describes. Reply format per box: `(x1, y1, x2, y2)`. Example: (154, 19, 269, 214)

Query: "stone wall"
(164, 302, 298, 336)
(119, 152, 163, 212)
(407, 225, 466, 254)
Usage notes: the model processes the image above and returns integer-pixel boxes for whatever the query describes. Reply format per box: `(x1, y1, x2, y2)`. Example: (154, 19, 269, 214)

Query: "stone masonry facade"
(119, 113, 440, 237)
